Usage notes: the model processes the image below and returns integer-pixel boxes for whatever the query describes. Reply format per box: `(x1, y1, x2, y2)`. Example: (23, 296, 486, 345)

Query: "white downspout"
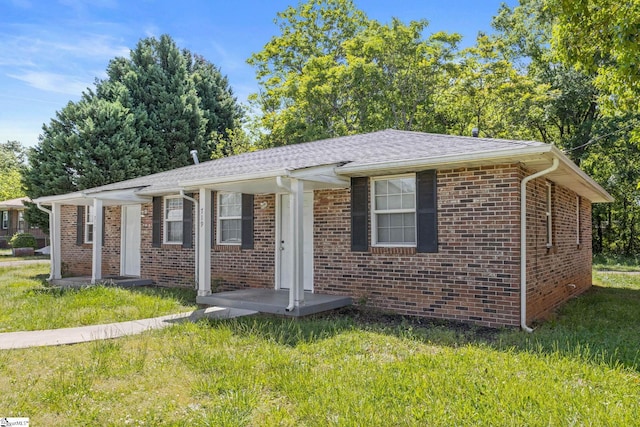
(520, 157, 559, 332)
(36, 203, 55, 280)
(180, 190, 199, 289)
(276, 176, 296, 312)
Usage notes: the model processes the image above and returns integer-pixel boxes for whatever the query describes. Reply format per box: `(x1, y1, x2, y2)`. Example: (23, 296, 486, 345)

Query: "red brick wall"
(524, 175, 592, 323)
(139, 201, 194, 288)
(314, 165, 522, 328)
(60, 205, 121, 277)
(211, 194, 276, 290)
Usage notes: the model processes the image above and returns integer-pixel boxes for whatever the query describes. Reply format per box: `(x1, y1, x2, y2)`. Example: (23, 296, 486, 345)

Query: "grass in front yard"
(0, 247, 49, 262)
(496, 270, 640, 373)
(0, 264, 197, 332)
(592, 253, 640, 272)
(0, 271, 639, 425)
(0, 316, 637, 426)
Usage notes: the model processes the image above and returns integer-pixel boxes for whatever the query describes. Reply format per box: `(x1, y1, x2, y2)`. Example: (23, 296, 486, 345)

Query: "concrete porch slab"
(196, 289, 352, 317)
(49, 276, 154, 288)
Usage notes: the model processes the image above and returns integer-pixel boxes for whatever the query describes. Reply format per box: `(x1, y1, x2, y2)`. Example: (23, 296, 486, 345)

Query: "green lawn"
(0, 263, 197, 332)
(0, 247, 49, 262)
(0, 263, 638, 425)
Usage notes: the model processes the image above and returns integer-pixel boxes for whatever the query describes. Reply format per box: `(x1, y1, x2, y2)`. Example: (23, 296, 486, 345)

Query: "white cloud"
(8, 71, 92, 95)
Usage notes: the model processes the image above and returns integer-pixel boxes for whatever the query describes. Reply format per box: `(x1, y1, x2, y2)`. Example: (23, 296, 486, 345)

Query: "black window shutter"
(182, 196, 193, 248)
(211, 191, 216, 249)
(416, 170, 438, 253)
(351, 177, 369, 251)
(102, 206, 106, 246)
(76, 206, 84, 246)
(152, 197, 162, 248)
(241, 193, 254, 249)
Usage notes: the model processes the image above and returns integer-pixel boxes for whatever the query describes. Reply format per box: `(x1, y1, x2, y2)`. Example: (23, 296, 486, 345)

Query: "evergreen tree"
(24, 34, 242, 228)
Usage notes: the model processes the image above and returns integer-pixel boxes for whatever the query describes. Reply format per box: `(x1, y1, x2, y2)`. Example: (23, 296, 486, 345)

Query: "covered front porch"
(35, 163, 354, 316)
(197, 288, 352, 317)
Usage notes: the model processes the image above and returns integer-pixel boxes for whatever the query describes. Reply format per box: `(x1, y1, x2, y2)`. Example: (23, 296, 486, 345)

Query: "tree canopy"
(548, 0, 640, 112)
(24, 35, 242, 227)
(0, 141, 26, 201)
(246, 0, 640, 256)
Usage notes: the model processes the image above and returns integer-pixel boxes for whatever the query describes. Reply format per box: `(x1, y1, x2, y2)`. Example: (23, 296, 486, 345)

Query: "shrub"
(9, 233, 37, 249)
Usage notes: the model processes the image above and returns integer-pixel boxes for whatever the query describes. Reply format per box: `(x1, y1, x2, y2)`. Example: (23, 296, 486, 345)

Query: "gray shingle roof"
(85, 129, 546, 195)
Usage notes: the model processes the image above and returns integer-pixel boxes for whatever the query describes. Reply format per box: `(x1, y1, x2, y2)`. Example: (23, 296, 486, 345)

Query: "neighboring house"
(0, 197, 48, 249)
(33, 130, 612, 329)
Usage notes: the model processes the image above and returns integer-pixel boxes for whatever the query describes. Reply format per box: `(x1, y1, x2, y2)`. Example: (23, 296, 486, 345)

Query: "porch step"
(197, 289, 352, 317)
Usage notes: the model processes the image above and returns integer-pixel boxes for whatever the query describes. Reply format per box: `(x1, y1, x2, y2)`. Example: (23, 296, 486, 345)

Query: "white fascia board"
(33, 192, 86, 205)
(86, 188, 152, 203)
(336, 145, 554, 176)
(289, 164, 350, 186)
(549, 146, 614, 203)
(177, 169, 290, 190)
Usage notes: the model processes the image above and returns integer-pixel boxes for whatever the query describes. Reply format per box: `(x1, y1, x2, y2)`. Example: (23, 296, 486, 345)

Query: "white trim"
(1, 211, 7, 230)
(521, 157, 559, 332)
(91, 198, 103, 284)
(337, 145, 613, 204)
(197, 189, 212, 297)
(216, 191, 242, 245)
(120, 204, 142, 277)
(180, 169, 290, 190)
(370, 173, 417, 247)
(546, 183, 553, 248)
(163, 196, 183, 244)
(275, 190, 314, 295)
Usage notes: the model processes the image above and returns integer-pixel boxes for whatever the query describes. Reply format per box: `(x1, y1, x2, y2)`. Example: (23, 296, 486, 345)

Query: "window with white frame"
(218, 192, 242, 244)
(371, 175, 416, 246)
(17, 211, 25, 232)
(85, 206, 94, 243)
(546, 183, 553, 248)
(1, 211, 7, 229)
(164, 197, 183, 244)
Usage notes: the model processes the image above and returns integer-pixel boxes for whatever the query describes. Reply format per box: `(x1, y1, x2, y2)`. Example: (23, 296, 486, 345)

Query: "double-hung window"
(164, 197, 183, 244)
(85, 206, 94, 244)
(218, 192, 242, 244)
(372, 175, 416, 246)
(1, 211, 7, 229)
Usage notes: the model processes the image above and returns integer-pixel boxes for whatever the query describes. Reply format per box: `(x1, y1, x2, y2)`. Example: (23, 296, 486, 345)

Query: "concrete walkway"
(0, 307, 257, 350)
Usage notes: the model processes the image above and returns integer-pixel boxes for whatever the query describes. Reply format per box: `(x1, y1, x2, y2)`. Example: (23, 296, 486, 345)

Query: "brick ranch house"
(34, 130, 612, 329)
(0, 197, 48, 249)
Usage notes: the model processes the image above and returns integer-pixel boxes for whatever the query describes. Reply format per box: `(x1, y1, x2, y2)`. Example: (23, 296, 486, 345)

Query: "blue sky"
(1, 0, 514, 147)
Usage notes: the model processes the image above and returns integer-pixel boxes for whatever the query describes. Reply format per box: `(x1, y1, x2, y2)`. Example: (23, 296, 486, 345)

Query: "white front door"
(121, 204, 141, 277)
(278, 192, 313, 291)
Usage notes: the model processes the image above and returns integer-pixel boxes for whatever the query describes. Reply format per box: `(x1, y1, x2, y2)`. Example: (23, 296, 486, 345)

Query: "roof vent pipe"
(472, 128, 479, 137)
(190, 150, 199, 165)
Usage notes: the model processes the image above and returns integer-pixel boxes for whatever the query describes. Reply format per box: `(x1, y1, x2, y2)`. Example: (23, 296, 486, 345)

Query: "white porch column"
(291, 178, 305, 308)
(198, 188, 212, 296)
(91, 198, 103, 284)
(50, 202, 62, 280)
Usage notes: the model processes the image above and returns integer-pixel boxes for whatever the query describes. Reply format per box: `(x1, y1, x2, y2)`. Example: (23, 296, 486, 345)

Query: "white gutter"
(337, 145, 554, 175)
(276, 176, 296, 312)
(520, 157, 559, 332)
(179, 190, 199, 289)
